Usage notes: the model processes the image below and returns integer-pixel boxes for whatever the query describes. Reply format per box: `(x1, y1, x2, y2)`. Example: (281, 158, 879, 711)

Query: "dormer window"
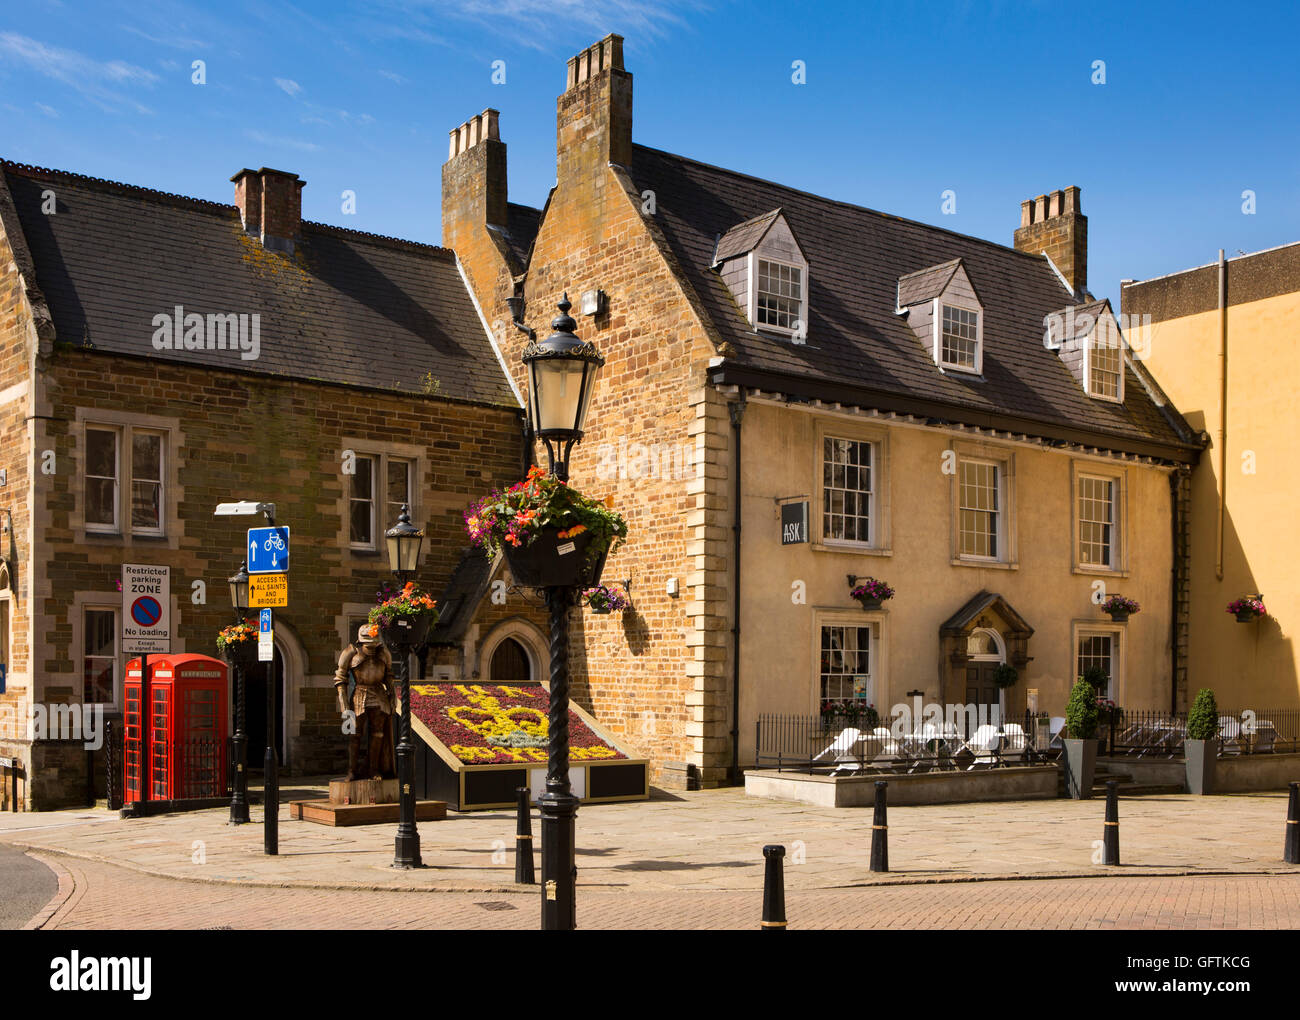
(755, 258, 804, 333)
(1046, 299, 1126, 403)
(940, 303, 981, 372)
(713, 208, 809, 341)
(1088, 338, 1122, 399)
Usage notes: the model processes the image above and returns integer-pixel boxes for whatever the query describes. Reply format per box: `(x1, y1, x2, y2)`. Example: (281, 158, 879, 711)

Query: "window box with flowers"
(1228, 596, 1266, 623)
(1100, 594, 1139, 623)
(849, 578, 894, 611)
(216, 619, 259, 671)
(465, 466, 628, 589)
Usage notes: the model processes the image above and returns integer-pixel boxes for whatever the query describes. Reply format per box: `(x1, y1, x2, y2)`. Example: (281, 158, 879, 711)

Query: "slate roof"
(624, 145, 1200, 460)
(504, 201, 542, 270)
(896, 258, 964, 309)
(426, 547, 495, 645)
(0, 161, 518, 406)
(713, 208, 781, 264)
(1050, 297, 1112, 341)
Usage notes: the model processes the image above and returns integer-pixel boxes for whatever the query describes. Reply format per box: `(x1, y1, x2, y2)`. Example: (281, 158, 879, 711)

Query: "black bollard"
(1286, 782, 1300, 864)
(870, 780, 889, 873)
(515, 786, 536, 884)
(1103, 779, 1120, 866)
(761, 844, 787, 931)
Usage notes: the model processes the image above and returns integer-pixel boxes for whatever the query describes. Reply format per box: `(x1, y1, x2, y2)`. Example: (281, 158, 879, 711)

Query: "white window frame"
(934, 299, 983, 375)
(341, 441, 425, 559)
(957, 458, 1002, 560)
(386, 457, 414, 526)
(747, 252, 809, 339)
(812, 419, 891, 555)
(84, 425, 121, 534)
(349, 453, 379, 550)
(950, 444, 1017, 568)
(813, 610, 885, 713)
(81, 418, 174, 539)
(821, 435, 874, 546)
(1073, 622, 1124, 702)
(1072, 463, 1128, 575)
(72, 593, 122, 711)
(1083, 316, 1125, 403)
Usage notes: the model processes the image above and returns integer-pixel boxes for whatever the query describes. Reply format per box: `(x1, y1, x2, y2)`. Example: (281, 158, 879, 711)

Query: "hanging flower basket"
(993, 664, 1019, 689)
(369, 582, 439, 653)
(585, 584, 629, 615)
(465, 466, 627, 589)
(1228, 596, 1266, 623)
(216, 620, 259, 671)
(849, 578, 894, 611)
(1100, 594, 1140, 623)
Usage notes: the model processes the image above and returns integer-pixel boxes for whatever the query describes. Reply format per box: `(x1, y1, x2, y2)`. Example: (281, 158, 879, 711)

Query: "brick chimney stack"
(442, 109, 508, 245)
(557, 34, 632, 181)
(231, 167, 304, 253)
(1014, 185, 1087, 296)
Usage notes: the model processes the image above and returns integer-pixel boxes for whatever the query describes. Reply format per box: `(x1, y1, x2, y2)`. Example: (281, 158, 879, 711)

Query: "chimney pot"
(231, 167, 302, 252)
(1014, 185, 1087, 295)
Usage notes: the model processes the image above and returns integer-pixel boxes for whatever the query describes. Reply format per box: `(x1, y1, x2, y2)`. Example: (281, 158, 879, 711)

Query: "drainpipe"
(1216, 249, 1227, 581)
(1169, 469, 1182, 716)
(728, 397, 746, 786)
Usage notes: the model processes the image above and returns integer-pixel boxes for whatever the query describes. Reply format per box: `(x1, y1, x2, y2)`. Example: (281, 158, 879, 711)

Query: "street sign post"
(258, 609, 274, 663)
(247, 527, 290, 574)
(122, 564, 172, 654)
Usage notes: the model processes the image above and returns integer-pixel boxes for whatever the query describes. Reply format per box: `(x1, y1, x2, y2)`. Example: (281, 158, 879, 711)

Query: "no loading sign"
(121, 564, 172, 653)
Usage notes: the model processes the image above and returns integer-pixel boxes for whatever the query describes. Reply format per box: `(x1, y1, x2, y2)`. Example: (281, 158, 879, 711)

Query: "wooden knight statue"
(333, 624, 397, 781)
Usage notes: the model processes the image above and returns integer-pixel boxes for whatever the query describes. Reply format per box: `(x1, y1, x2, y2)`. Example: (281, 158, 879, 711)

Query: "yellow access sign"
(249, 573, 288, 608)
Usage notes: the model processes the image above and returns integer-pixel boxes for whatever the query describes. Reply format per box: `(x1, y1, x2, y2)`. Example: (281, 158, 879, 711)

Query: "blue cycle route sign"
(247, 526, 290, 573)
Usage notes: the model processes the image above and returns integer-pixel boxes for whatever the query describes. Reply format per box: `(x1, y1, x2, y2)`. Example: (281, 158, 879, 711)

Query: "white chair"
(965, 724, 1003, 769)
(1002, 723, 1028, 762)
(812, 727, 862, 775)
(1048, 716, 1066, 750)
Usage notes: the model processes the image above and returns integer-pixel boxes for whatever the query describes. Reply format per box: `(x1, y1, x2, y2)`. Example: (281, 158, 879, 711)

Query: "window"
(1078, 475, 1116, 567)
(350, 455, 376, 546)
(822, 437, 872, 543)
(387, 458, 412, 522)
(85, 428, 119, 531)
(940, 304, 981, 372)
(1088, 335, 1122, 400)
(131, 431, 164, 534)
(0, 597, 9, 686)
(820, 624, 873, 705)
(84, 608, 118, 705)
(755, 258, 803, 333)
(1077, 630, 1117, 699)
(83, 422, 169, 536)
(958, 459, 1000, 558)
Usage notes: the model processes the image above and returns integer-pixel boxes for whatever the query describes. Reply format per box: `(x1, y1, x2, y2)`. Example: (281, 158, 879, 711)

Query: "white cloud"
(35, 102, 60, 118)
(382, 0, 697, 48)
(378, 69, 406, 84)
(245, 128, 321, 152)
(0, 33, 158, 114)
(275, 77, 302, 97)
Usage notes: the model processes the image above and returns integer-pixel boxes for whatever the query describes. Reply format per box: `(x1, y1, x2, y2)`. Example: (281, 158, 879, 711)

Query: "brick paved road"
(27, 852, 1300, 930)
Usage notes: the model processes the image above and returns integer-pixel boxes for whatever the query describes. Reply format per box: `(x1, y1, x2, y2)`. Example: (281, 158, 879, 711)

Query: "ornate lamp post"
(521, 295, 605, 930)
(227, 562, 251, 825)
(385, 504, 425, 869)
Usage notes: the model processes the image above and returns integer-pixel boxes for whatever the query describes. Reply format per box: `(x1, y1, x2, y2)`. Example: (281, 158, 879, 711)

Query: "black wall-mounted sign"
(781, 501, 809, 545)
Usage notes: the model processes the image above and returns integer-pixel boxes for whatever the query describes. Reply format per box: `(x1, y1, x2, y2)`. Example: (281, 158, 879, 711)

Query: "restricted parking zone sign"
(122, 564, 171, 654)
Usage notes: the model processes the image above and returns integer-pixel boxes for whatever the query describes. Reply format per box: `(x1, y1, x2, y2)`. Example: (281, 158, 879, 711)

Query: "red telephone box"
(124, 654, 228, 803)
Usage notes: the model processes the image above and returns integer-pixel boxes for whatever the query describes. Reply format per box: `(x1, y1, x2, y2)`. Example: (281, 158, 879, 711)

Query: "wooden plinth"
(288, 798, 447, 827)
(328, 778, 399, 805)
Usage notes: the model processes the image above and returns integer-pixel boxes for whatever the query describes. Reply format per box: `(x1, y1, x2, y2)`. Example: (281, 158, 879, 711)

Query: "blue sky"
(2, 0, 1297, 304)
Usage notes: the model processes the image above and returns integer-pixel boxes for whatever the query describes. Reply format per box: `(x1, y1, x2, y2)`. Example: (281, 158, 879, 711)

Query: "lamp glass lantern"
(385, 505, 424, 578)
(228, 562, 250, 614)
(522, 294, 605, 479)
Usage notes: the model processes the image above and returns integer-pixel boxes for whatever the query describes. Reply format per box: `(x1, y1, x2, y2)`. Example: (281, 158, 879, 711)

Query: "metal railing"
(755, 710, 1053, 775)
(1109, 709, 1300, 758)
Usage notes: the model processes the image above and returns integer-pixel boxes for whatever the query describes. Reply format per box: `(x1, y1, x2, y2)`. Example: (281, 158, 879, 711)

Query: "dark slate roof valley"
(625, 145, 1198, 457)
(0, 160, 518, 406)
(897, 258, 963, 309)
(713, 208, 781, 264)
(504, 201, 542, 270)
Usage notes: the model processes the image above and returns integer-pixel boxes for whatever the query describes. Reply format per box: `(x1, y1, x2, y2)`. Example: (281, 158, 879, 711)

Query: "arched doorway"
(964, 627, 1006, 727)
(489, 637, 531, 685)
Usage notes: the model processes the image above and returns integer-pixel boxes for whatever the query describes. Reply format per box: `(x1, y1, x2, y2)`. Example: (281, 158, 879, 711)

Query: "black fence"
(755, 710, 1054, 775)
(1108, 709, 1300, 758)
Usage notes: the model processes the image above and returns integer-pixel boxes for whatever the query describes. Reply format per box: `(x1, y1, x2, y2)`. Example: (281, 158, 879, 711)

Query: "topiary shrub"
(1082, 665, 1110, 693)
(1187, 688, 1220, 741)
(993, 664, 1019, 689)
(1066, 678, 1100, 740)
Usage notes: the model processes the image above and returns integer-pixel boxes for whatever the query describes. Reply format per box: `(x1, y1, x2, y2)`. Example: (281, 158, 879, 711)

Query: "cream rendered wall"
(1134, 293, 1300, 708)
(736, 398, 1176, 764)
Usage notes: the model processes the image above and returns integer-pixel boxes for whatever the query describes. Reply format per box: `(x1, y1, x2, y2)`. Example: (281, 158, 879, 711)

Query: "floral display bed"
(407, 682, 648, 811)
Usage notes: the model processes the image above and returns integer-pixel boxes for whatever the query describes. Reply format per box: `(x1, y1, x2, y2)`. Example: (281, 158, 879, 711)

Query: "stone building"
(441, 34, 1204, 788)
(1124, 243, 1300, 709)
(0, 160, 548, 808)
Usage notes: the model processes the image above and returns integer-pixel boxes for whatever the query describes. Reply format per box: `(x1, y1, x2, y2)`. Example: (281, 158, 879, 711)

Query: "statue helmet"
(357, 622, 382, 646)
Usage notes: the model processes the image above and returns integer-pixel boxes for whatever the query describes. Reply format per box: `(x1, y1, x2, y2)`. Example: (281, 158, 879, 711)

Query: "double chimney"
(231, 167, 304, 253)
(1014, 186, 1087, 296)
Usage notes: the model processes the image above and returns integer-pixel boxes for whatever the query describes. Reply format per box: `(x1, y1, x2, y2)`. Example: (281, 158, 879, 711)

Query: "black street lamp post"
(227, 561, 251, 825)
(386, 505, 425, 869)
(521, 295, 605, 931)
